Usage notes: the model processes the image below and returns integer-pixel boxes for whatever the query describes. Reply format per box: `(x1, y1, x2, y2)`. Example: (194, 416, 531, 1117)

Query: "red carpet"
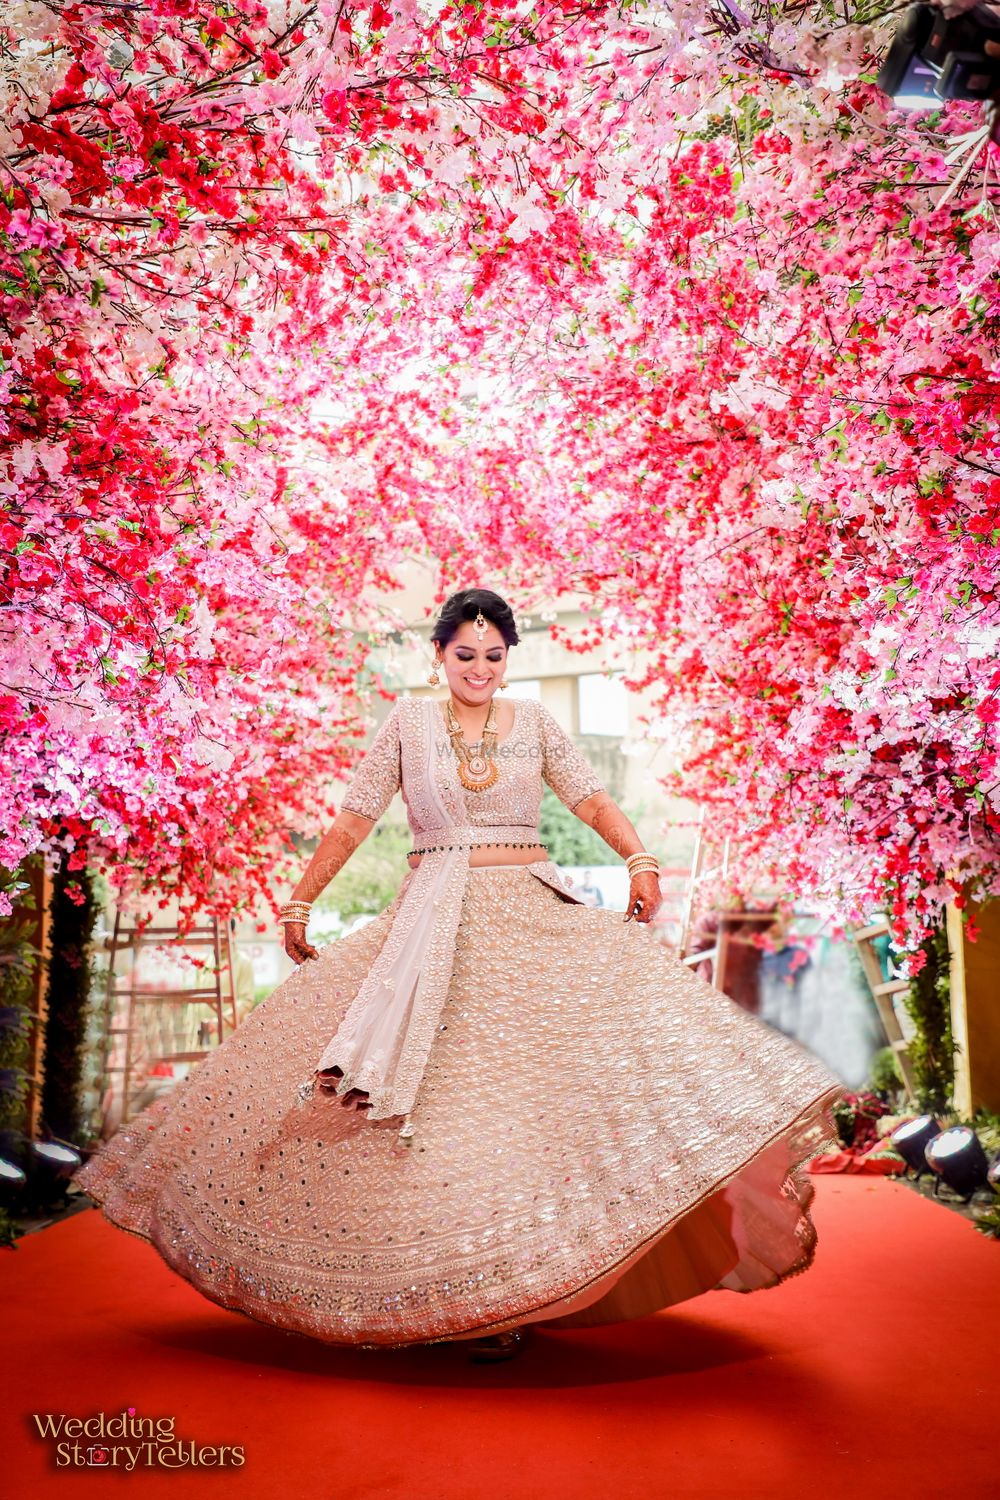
(3, 1176, 996, 1500)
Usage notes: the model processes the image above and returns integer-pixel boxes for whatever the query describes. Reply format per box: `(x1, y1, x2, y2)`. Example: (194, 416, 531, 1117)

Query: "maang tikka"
(428, 610, 488, 684)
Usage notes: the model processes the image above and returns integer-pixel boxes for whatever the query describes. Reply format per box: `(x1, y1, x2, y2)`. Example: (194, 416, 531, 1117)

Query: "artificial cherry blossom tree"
(3, 0, 999, 948)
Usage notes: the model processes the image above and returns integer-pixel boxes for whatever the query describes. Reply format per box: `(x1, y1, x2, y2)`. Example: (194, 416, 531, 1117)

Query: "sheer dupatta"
(301, 699, 465, 1138)
(310, 841, 469, 1139)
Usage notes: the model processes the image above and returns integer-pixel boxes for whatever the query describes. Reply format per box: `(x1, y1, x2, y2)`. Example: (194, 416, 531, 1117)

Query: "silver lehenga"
(75, 695, 846, 1349)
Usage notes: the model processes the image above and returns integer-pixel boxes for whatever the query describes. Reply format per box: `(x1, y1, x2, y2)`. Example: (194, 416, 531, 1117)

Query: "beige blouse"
(340, 694, 607, 831)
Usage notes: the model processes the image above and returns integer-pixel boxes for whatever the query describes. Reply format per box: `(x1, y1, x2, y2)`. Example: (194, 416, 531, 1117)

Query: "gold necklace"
(445, 697, 500, 791)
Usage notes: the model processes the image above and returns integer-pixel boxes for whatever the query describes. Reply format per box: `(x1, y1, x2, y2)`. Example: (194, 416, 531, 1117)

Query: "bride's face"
(438, 620, 507, 708)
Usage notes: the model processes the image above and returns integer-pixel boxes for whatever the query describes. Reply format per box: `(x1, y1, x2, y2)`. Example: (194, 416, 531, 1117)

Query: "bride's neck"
(446, 694, 495, 737)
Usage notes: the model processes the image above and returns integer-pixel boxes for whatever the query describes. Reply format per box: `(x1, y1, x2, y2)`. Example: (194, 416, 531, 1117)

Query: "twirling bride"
(75, 587, 846, 1362)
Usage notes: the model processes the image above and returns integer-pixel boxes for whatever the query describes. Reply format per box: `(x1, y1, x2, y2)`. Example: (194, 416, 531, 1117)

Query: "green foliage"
(0, 1207, 19, 1248)
(971, 1109, 1000, 1240)
(40, 858, 100, 1146)
(315, 819, 412, 922)
(832, 1096, 855, 1146)
(0, 885, 40, 1139)
(903, 920, 955, 1114)
(974, 1199, 1000, 1239)
(0, 867, 44, 1241)
(868, 1045, 903, 1096)
(538, 788, 627, 865)
(970, 1107, 1000, 1157)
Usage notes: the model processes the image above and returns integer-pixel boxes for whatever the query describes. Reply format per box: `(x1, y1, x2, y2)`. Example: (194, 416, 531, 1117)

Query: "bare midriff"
(406, 842, 548, 871)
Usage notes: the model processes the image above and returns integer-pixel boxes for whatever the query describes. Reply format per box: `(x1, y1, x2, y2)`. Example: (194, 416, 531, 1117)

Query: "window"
(578, 672, 628, 736)
(499, 677, 542, 701)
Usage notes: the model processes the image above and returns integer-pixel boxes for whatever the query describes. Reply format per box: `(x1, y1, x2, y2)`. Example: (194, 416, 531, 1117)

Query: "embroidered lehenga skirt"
(75, 860, 846, 1348)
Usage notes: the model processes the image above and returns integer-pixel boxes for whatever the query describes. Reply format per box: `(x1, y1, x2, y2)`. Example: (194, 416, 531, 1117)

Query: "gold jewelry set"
(279, 610, 658, 928)
(445, 697, 500, 791)
(429, 608, 506, 791)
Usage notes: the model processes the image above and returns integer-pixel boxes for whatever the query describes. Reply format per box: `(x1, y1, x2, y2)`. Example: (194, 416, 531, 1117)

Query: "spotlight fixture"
(0, 1155, 27, 1200)
(890, 1114, 943, 1178)
(29, 1138, 83, 1203)
(924, 1126, 991, 1200)
(32, 1139, 82, 1173)
(876, 3, 1000, 111)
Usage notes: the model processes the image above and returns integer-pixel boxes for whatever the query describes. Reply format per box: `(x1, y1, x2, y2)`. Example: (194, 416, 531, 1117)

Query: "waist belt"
(407, 823, 545, 856)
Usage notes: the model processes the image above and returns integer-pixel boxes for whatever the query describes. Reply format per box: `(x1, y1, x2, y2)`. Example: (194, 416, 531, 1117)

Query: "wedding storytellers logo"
(31, 1405, 246, 1470)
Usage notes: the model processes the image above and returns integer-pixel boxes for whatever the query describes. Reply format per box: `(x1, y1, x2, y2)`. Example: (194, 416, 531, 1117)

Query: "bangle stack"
(625, 852, 659, 878)
(279, 900, 312, 927)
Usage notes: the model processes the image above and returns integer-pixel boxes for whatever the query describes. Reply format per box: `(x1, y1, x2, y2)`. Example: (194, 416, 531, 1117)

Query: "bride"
(75, 587, 846, 1362)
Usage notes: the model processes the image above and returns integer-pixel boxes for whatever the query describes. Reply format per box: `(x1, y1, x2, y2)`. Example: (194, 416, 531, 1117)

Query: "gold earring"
(427, 659, 440, 686)
(499, 677, 508, 689)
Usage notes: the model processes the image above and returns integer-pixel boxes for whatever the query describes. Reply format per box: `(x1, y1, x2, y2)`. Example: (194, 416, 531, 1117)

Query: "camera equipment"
(876, 2, 1000, 109)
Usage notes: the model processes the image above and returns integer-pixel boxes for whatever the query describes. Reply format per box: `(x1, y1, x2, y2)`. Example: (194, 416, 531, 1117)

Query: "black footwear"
(467, 1328, 528, 1362)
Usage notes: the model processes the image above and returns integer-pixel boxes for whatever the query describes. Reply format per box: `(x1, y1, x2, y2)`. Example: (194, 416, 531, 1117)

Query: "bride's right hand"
(284, 922, 319, 964)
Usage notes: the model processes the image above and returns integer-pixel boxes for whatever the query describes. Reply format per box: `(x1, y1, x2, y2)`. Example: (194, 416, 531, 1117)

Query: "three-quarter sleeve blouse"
(338, 695, 606, 827)
(339, 700, 403, 822)
(536, 702, 606, 811)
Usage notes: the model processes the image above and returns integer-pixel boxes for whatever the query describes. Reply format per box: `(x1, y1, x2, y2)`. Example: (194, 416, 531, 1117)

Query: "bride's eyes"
(456, 652, 503, 661)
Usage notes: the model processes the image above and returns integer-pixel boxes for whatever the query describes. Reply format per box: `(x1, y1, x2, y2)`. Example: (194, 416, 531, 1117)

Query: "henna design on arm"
(289, 811, 375, 905)
(576, 791, 645, 861)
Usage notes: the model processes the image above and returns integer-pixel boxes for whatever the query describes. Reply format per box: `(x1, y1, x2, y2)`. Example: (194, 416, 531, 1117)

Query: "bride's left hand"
(624, 872, 662, 924)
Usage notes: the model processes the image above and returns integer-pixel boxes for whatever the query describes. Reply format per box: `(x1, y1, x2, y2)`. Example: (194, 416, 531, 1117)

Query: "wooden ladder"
(672, 812, 788, 997)
(851, 918, 918, 1103)
(677, 808, 733, 987)
(95, 909, 239, 1126)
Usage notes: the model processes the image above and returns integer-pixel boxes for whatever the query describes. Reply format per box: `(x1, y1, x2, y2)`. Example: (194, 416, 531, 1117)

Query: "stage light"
(890, 1114, 943, 1177)
(0, 1155, 27, 1195)
(876, 3, 1000, 111)
(924, 1126, 991, 1200)
(30, 1134, 81, 1182)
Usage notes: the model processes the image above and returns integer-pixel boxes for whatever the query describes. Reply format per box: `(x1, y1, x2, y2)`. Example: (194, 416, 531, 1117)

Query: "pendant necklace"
(445, 697, 500, 791)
